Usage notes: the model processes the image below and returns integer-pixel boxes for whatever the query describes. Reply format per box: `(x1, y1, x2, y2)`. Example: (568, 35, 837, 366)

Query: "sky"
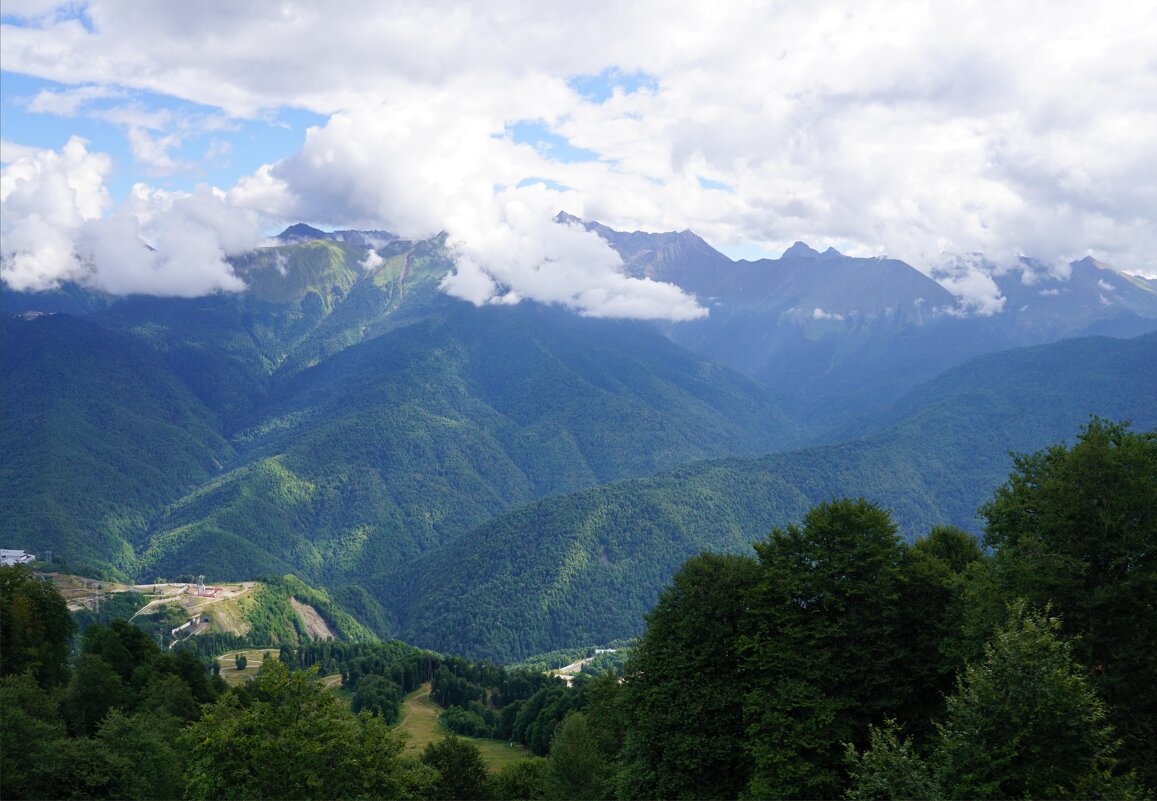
(1, 0, 1155, 317)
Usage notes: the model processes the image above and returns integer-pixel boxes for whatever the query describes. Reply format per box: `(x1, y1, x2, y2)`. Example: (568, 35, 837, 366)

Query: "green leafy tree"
(137, 672, 200, 727)
(742, 499, 913, 800)
(235, 653, 248, 670)
(491, 757, 547, 801)
(182, 661, 422, 800)
(898, 525, 987, 739)
(981, 419, 1157, 785)
(618, 552, 759, 799)
(0, 565, 73, 688)
(933, 601, 1139, 800)
(352, 674, 402, 723)
(81, 620, 159, 685)
(49, 709, 185, 800)
(844, 719, 937, 801)
(61, 654, 130, 736)
(0, 673, 69, 799)
(420, 734, 491, 801)
(543, 712, 610, 801)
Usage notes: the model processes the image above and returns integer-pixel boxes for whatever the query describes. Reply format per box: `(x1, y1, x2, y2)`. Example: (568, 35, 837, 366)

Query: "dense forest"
(1, 419, 1153, 799)
(4, 222, 1155, 666)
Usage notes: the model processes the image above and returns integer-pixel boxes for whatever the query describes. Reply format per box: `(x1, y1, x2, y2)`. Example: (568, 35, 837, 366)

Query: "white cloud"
(360, 248, 384, 272)
(24, 84, 124, 116)
(443, 199, 706, 320)
(0, 140, 47, 164)
(231, 91, 705, 319)
(1, 139, 256, 294)
(126, 126, 187, 175)
(930, 253, 1007, 317)
(2, 0, 1154, 308)
(0, 136, 111, 290)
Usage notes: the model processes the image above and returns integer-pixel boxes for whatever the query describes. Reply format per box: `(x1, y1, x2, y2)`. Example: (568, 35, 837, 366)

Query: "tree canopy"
(982, 418, 1157, 785)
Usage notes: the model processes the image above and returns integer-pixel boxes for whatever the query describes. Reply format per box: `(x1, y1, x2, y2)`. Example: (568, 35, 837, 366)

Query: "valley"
(3, 219, 1156, 662)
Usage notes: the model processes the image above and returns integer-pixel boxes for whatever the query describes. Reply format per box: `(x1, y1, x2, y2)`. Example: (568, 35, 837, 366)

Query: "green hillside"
(4, 223, 1154, 664)
(384, 333, 1157, 660)
(0, 315, 234, 577)
(137, 304, 797, 584)
(84, 233, 453, 428)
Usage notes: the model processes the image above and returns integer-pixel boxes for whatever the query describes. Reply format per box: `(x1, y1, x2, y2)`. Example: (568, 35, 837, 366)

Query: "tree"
(235, 653, 248, 671)
(182, 661, 422, 800)
(932, 601, 1139, 800)
(618, 552, 759, 799)
(81, 620, 157, 684)
(897, 526, 987, 740)
(491, 758, 547, 801)
(47, 709, 186, 800)
(844, 719, 937, 801)
(61, 654, 130, 736)
(742, 499, 913, 799)
(981, 419, 1157, 785)
(0, 673, 68, 799)
(137, 672, 200, 726)
(543, 712, 610, 801)
(0, 565, 73, 688)
(420, 734, 491, 801)
(352, 674, 402, 723)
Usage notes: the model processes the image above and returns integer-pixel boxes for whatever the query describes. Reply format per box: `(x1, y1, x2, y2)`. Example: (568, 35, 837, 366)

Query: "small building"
(0, 549, 36, 567)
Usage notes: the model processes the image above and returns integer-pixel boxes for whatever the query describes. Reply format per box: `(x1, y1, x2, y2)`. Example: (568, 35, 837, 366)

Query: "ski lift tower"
(197, 575, 206, 596)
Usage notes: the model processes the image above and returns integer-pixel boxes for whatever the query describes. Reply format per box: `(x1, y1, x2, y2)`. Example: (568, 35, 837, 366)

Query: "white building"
(1, 549, 36, 566)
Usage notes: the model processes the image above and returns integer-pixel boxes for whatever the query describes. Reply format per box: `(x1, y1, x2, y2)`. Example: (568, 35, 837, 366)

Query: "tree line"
(1, 418, 1152, 799)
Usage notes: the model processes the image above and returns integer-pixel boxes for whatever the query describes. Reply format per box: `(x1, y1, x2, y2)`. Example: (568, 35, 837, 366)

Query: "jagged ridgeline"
(3, 219, 1156, 663)
(2, 226, 798, 590)
(2, 230, 458, 577)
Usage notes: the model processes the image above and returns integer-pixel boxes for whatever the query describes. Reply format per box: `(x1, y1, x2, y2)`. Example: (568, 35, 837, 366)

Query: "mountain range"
(2, 216, 1155, 659)
(558, 212, 1157, 430)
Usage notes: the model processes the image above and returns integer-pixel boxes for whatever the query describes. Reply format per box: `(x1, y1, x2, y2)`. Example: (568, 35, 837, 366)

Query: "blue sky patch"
(0, 71, 326, 202)
(506, 120, 600, 163)
(567, 69, 660, 104)
(697, 176, 734, 192)
(516, 176, 571, 192)
(1, 3, 94, 30)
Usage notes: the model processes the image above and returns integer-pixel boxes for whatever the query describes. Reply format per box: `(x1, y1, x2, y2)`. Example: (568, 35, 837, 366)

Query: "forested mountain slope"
(0, 315, 234, 576)
(4, 222, 1155, 662)
(136, 302, 795, 585)
(384, 332, 1157, 660)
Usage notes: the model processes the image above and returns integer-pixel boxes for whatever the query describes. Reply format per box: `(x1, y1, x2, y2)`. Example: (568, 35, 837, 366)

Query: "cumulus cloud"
(443, 199, 706, 320)
(232, 92, 705, 319)
(2, 0, 1155, 310)
(930, 254, 1007, 317)
(0, 136, 111, 290)
(359, 248, 384, 272)
(812, 308, 844, 321)
(126, 126, 188, 175)
(1, 138, 257, 294)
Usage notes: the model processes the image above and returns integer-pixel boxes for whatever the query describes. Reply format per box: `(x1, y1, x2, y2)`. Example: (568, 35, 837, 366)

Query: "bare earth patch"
(289, 597, 336, 640)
